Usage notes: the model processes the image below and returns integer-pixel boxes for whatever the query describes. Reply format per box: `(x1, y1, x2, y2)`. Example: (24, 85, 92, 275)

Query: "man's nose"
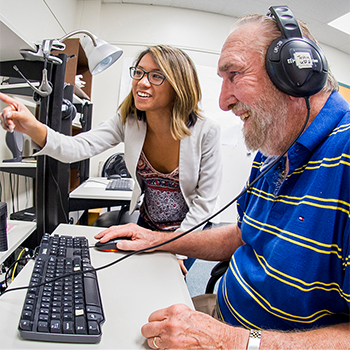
(219, 80, 237, 111)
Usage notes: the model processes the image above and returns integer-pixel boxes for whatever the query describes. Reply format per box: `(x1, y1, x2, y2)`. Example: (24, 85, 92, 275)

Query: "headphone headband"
(267, 6, 302, 39)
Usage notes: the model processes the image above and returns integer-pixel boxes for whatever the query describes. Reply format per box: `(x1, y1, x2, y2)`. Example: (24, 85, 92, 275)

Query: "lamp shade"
(80, 35, 123, 75)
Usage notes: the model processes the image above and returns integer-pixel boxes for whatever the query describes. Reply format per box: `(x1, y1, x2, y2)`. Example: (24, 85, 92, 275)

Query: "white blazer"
(36, 113, 223, 232)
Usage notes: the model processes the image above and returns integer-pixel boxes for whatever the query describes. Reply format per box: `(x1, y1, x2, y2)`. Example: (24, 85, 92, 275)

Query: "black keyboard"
(106, 178, 133, 191)
(18, 233, 105, 343)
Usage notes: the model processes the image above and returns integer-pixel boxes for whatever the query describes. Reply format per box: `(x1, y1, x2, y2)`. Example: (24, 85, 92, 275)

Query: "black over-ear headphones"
(265, 6, 328, 97)
(61, 99, 77, 120)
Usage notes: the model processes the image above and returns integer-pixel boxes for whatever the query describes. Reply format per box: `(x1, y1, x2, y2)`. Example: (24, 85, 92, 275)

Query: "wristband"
(246, 329, 261, 350)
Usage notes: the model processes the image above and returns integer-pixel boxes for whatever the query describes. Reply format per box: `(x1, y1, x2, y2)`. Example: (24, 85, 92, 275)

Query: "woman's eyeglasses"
(129, 67, 166, 85)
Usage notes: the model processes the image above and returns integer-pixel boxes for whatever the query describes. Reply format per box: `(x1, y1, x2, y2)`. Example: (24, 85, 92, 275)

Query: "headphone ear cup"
(266, 36, 328, 97)
(61, 99, 77, 120)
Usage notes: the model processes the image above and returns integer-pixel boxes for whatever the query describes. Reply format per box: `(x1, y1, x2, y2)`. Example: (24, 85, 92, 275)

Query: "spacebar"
(84, 276, 101, 307)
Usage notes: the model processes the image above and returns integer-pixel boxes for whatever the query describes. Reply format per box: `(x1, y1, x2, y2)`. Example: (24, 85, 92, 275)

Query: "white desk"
(69, 177, 133, 225)
(69, 177, 133, 202)
(0, 224, 193, 349)
(0, 220, 36, 265)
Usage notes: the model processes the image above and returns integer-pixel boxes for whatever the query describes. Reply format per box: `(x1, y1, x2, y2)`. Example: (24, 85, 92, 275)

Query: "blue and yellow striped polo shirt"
(217, 91, 350, 330)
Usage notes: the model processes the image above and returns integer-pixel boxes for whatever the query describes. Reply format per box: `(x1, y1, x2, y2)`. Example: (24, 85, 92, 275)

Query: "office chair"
(101, 152, 131, 179)
(92, 153, 139, 227)
(205, 260, 230, 294)
(204, 222, 232, 294)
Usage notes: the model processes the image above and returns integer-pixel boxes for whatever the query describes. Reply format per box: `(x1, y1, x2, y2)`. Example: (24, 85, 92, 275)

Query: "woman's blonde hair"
(119, 45, 203, 140)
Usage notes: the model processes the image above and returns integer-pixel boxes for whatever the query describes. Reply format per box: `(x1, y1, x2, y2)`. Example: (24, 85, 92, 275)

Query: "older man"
(96, 6, 350, 350)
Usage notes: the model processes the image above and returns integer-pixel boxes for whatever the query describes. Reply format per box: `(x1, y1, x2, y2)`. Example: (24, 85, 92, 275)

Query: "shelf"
(52, 38, 92, 99)
(0, 82, 39, 97)
(74, 85, 90, 100)
(0, 161, 37, 178)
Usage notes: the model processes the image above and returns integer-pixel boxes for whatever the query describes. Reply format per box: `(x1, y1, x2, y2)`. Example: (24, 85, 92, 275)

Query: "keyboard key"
(88, 321, 100, 335)
(37, 321, 49, 332)
(22, 310, 33, 320)
(75, 316, 87, 334)
(87, 313, 103, 322)
(63, 321, 74, 334)
(19, 320, 32, 331)
(50, 320, 61, 333)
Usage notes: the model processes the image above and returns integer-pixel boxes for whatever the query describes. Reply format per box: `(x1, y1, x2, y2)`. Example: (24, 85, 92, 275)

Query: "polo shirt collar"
(296, 91, 348, 152)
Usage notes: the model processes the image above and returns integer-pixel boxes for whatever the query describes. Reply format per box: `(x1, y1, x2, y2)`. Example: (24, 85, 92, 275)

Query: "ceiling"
(101, 0, 350, 55)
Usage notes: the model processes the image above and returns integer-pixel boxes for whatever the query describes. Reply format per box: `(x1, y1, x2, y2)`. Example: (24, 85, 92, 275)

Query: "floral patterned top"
(137, 151, 188, 231)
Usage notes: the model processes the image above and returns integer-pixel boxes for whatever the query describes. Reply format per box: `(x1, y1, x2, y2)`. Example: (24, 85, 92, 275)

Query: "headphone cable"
(2, 97, 311, 296)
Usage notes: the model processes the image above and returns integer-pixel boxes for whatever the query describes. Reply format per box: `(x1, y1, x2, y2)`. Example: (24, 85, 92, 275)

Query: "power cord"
(8, 173, 15, 213)
(11, 248, 27, 283)
(1, 247, 37, 293)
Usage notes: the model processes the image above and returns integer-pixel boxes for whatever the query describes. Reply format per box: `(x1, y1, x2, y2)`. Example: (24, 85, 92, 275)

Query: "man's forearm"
(156, 223, 243, 262)
(261, 322, 350, 349)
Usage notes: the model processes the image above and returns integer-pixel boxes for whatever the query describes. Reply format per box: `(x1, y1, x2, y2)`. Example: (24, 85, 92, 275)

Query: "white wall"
(1, 0, 349, 221)
(0, 0, 77, 43)
(75, 3, 254, 222)
(322, 45, 350, 85)
(74, 2, 350, 222)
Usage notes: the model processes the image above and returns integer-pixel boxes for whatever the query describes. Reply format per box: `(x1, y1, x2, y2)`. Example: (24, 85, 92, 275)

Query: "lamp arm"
(58, 30, 97, 46)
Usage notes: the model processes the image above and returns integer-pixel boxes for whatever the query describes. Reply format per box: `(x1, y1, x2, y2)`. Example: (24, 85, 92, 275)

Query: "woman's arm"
(35, 115, 125, 163)
(0, 92, 126, 163)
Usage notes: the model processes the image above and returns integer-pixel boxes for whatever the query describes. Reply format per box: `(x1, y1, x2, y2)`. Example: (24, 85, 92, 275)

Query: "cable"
(3, 256, 30, 290)
(16, 174, 19, 213)
(9, 173, 15, 213)
(11, 248, 26, 282)
(3, 249, 36, 290)
(1, 97, 311, 297)
(86, 179, 110, 185)
(25, 176, 29, 209)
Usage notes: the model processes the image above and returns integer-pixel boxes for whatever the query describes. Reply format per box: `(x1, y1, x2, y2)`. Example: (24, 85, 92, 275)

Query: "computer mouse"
(94, 237, 132, 252)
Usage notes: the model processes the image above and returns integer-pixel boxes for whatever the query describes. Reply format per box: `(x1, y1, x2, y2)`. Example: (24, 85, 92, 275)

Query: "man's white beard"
(239, 89, 289, 156)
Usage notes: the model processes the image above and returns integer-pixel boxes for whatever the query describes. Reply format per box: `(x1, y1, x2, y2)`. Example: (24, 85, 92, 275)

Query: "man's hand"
(141, 304, 248, 349)
(94, 223, 166, 252)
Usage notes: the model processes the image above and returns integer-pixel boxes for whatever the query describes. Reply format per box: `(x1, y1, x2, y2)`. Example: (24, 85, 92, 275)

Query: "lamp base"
(3, 156, 23, 163)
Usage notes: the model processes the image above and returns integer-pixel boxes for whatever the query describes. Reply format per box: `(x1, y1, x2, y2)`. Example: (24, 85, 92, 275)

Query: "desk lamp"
(19, 29, 123, 75)
(59, 30, 123, 75)
(16, 29, 123, 97)
(3, 30, 123, 162)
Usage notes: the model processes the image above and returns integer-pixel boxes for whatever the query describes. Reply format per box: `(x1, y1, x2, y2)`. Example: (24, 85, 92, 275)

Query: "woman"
(0, 45, 223, 273)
